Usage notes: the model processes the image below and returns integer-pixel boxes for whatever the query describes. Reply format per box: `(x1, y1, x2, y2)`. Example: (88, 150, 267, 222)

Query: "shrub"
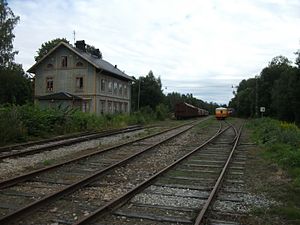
(0, 103, 172, 146)
(249, 117, 300, 182)
(155, 103, 169, 120)
(0, 106, 27, 144)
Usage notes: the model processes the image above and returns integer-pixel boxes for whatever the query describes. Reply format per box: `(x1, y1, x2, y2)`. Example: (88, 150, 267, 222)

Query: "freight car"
(175, 102, 208, 119)
(215, 107, 228, 120)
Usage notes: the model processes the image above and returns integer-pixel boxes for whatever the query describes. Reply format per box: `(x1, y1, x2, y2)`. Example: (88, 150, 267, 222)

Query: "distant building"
(28, 40, 133, 114)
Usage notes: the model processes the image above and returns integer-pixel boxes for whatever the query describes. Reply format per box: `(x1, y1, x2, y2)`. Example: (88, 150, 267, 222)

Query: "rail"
(73, 121, 229, 225)
(0, 119, 208, 224)
(194, 123, 243, 225)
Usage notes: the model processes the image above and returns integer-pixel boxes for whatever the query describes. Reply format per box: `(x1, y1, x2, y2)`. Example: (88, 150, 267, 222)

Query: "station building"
(28, 40, 133, 114)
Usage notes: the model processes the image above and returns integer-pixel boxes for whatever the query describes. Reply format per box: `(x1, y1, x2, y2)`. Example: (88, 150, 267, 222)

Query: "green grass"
(43, 159, 54, 166)
(248, 117, 300, 223)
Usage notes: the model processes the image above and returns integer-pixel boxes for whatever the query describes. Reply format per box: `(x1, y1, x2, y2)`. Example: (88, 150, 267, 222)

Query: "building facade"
(28, 41, 133, 114)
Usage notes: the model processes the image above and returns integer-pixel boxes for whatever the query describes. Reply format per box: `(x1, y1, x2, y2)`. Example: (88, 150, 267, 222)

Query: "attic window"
(76, 61, 83, 67)
(61, 56, 68, 67)
(47, 63, 54, 69)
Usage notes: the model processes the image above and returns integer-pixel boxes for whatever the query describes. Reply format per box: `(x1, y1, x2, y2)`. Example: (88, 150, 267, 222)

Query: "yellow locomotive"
(215, 107, 228, 120)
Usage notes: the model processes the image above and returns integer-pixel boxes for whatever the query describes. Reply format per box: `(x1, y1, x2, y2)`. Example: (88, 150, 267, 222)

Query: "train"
(215, 107, 228, 120)
(175, 102, 209, 119)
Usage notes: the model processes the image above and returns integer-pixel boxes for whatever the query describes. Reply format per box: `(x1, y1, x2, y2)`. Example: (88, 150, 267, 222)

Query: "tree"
(259, 56, 291, 116)
(35, 38, 69, 62)
(0, 1, 33, 105)
(0, 66, 33, 104)
(86, 44, 102, 58)
(295, 50, 300, 68)
(131, 71, 164, 111)
(229, 78, 256, 117)
(0, 0, 20, 69)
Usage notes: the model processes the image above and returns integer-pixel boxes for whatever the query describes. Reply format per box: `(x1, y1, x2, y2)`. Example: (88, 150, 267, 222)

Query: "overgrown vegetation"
(248, 117, 300, 222)
(0, 104, 168, 146)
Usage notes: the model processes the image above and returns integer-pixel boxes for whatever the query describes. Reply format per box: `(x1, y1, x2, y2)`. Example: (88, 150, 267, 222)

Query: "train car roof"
(176, 102, 197, 108)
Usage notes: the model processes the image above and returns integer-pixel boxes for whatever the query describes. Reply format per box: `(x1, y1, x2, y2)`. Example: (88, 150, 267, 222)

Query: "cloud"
(9, 0, 300, 104)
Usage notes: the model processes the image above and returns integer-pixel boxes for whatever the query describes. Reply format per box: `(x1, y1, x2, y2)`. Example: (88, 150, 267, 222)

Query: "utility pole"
(255, 76, 258, 117)
(137, 77, 141, 111)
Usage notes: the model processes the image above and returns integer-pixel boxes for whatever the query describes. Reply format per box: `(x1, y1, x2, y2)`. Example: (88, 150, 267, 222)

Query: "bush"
(249, 117, 300, 183)
(155, 103, 168, 120)
(0, 106, 27, 144)
(0, 103, 172, 146)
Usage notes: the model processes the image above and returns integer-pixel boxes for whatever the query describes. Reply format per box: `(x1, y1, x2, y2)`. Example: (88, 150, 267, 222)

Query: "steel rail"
(0, 119, 206, 224)
(0, 125, 143, 160)
(0, 125, 142, 152)
(72, 122, 230, 225)
(0, 119, 202, 189)
(194, 124, 243, 225)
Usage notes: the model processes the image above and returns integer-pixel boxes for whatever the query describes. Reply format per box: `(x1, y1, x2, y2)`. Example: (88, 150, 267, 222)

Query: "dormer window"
(46, 63, 54, 69)
(61, 56, 67, 68)
(76, 61, 83, 67)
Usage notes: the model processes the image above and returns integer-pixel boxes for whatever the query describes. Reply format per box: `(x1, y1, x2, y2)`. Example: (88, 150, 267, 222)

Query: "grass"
(247, 117, 300, 224)
(43, 159, 54, 166)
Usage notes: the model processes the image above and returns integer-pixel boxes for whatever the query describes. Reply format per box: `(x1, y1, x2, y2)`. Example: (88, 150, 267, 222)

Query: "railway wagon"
(175, 102, 208, 119)
(215, 107, 228, 120)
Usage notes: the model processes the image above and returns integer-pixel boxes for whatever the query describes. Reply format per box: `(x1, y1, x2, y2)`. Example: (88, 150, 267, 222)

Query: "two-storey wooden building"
(28, 40, 133, 114)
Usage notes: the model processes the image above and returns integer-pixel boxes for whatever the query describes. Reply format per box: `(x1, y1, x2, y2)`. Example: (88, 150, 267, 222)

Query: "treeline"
(229, 54, 300, 125)
(130, 70, 219, 115)
(0, 0, 33, 105)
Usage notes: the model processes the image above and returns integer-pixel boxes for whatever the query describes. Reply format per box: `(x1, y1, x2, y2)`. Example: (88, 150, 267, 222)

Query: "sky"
(9, 0, 300, 104)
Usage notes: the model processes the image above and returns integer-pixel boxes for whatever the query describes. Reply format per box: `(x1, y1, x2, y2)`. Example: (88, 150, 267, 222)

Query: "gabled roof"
(27, 42, 133, 81)
(36, 92, 83, 100)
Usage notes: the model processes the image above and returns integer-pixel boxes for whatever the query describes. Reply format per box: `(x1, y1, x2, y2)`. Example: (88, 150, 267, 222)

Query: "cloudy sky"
(9, 0, 300, 104)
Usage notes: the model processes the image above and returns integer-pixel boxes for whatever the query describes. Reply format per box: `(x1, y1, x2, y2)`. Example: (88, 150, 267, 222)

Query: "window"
(101, 79, 106, 92)
(124, 84, 128, 97)
(119, 83, 123, 96)
(61, 56, 68, 67)
(46, 63, 54, 69)
(46, 77, 53, 92)
(76, 61, 83, 67)
(108, 101, 112, 113)
(119, 102, 123, 112)
(82, 101, 89, 112)
(113, 82, 118, 95)
(108, 81, 112, 93)
(100, 100, 106, 114)
(76, 77, 83, 90)
(124, 102, 128, 113)
(114, 102, 118, 113)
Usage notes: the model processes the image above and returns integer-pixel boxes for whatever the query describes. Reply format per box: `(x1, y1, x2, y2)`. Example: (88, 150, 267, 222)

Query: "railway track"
(0, 117, 215, 224)
(0, 125, 143, 160)
(70, 120, 244, 225)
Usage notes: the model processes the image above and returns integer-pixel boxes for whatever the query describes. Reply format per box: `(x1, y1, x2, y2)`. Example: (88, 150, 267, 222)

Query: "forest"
(229, 54, 300, 125)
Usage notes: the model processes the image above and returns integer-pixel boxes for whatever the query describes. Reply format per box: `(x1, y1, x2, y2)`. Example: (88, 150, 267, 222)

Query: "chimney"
(75, 40, 86, 52)
(114, 65, 117, 68)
